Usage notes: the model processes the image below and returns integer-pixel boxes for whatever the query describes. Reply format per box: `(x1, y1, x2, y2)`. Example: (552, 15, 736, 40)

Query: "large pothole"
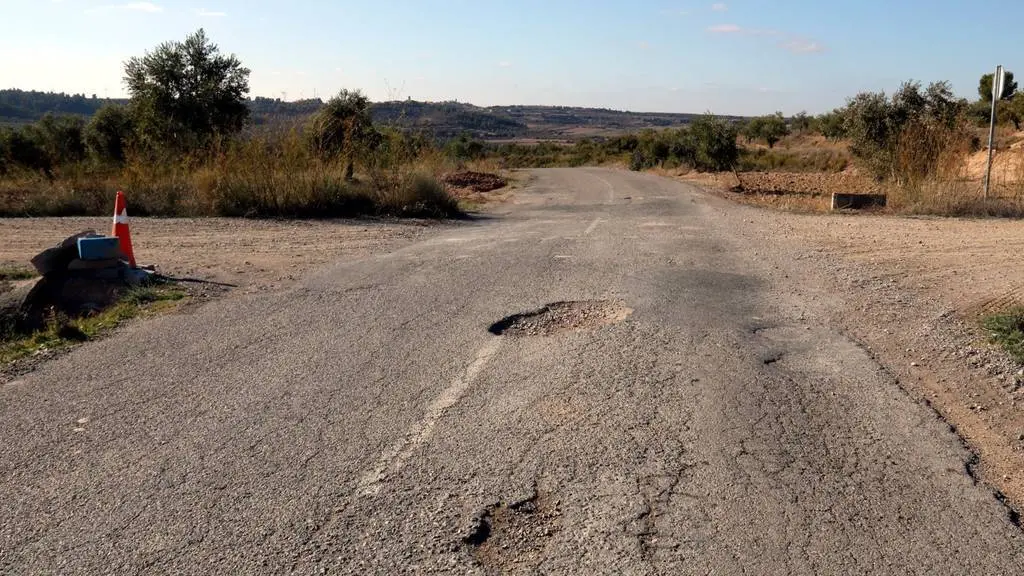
(488, 300, 632, 337)
(463, 492, 562, 572)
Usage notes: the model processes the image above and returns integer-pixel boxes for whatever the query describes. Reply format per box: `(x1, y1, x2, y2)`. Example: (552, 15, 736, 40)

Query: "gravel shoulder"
(0, 217, 436, 293)
(697, 185, 1024, 512)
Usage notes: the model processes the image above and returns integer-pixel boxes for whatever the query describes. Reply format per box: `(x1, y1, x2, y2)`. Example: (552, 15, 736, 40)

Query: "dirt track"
(0, 217, 433, 292)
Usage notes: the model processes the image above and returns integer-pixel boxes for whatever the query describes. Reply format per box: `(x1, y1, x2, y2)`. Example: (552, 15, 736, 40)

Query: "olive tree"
(124, 29, 250, 151)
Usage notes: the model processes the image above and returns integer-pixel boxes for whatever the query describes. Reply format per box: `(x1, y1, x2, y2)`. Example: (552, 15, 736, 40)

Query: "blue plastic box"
(76, 236, 122, 261)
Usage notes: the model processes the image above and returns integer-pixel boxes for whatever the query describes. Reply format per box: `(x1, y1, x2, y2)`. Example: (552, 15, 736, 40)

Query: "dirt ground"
(0, 218, 434, 293)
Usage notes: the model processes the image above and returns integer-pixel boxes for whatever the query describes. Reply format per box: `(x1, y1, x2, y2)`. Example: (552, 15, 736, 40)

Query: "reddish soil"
(443, 171, 509, 193)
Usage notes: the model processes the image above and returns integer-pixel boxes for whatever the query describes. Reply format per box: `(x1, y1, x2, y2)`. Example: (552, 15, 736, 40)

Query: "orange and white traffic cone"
(111, 190, 137, 268)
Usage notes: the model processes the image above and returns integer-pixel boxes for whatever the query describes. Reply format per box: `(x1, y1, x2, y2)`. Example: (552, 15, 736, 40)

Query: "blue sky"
(0, 0, 1018, 115)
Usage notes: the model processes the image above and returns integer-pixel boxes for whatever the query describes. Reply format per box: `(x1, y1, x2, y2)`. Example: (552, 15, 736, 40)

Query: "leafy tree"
(307, 89, 377, 179)
(446, 133, 486, 161)
(741, 118, 763, 144)
(1005, 93, 1024, 130)
(84, 105, 134, 164)
(0, 126, 51, 175)
(759, 112, 789, 148)
(791, 111, 812, 134)
(124, 29, 250, 151)
(34, 114, 86, 165)
(979, 70, 1017, 102)
(845, 80, 968, 181)
(688, 114, 738, 171)
(815, 109, 847, 141)
(741, 113, 788, 147)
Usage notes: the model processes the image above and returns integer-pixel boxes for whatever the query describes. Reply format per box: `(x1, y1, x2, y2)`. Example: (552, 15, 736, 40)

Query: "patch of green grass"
(0, 285, 187, 364)
(982, 307, 1024, 364)
(0, 265, 37, 281)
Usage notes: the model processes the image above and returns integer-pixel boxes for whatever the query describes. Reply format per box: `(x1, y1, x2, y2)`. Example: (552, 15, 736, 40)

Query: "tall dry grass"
(887, 121, 1024, 217)
(737, 147, 849, 173)
(0, 131, 461, 218)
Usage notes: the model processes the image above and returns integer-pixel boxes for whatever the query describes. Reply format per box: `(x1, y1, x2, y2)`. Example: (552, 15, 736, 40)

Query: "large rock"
(30, 231, 98, 276)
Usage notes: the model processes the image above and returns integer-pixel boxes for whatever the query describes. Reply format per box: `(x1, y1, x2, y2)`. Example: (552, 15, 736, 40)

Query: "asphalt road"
(2, 168, 1023, 574)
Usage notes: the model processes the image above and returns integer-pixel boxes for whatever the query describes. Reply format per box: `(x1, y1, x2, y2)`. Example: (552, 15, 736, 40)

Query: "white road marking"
(357, 337, 503, 496)
(584, 218, 602, 235)
(553, 255, 574, 259)
(592, 173, 616, 203)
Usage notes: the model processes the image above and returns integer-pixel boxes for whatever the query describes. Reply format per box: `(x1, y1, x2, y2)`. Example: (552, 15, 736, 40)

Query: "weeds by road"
(0, 265, 36, 281)
(983, 308, 1024, 364)
(0, 284, 185, 365)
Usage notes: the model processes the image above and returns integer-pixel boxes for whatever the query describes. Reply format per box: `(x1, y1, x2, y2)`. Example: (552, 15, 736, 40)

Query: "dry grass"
(885, 127, 1024, 217)
(703, 126, 1024, 218)
(0, 133, 462, 219)
(738, 147, 850, 173)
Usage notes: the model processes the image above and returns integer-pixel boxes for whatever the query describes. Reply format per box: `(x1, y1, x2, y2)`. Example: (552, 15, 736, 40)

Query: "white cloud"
(195, 8, 226, 17)
(708, 23, 826, 54)
(780, 39, 825, 53)
(637, 41, 652, 50)
(498, 61, 513, 68)
(711, 2, 728, 11)
(708, 24, 741, 33)
(126, 1, 161, 10)
(86, 2, 162, 13)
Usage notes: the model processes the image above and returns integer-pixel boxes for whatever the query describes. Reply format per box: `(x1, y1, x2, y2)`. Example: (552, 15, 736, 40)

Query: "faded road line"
(584, 218, 603, 235)
(357, 337, 503, 496)
(593, 174, 615, 203)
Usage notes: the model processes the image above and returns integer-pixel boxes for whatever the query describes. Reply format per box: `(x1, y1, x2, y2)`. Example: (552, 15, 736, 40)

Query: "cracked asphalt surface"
(2, 168, 1024, 574)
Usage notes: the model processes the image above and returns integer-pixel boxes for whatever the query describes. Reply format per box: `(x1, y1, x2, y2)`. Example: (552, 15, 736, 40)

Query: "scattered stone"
(443, 171, 508, 193)
(2, 231, 151, 335)
(489, 300, 632, 337)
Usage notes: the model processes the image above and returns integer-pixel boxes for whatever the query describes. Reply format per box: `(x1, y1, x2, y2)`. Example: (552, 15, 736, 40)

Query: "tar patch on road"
(462, 492, 562, 573)
(488, 300, 632, 337)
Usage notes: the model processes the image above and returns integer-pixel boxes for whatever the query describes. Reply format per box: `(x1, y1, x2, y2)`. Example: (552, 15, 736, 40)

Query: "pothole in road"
(462, 492, 562, 571)
(488, 300, 632, 337)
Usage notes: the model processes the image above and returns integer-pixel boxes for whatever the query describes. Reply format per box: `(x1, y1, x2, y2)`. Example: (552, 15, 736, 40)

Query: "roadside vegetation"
(0, 284, 185, 364)
(982, 307, 1024, 364)
(0, 30, 462, 219)
(0, 265, 37, 281)
(481, 72, 1024, 218)
(5, 30, 1024, 219)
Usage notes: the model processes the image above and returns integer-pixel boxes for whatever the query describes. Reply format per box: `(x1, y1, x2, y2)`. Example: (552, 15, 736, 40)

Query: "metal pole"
(984, 65, 1002, 199)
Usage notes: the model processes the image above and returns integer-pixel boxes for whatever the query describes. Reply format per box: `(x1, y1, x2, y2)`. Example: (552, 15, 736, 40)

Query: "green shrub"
(688, 114, 739, 171)
(35, 114, 86, 166)
(744, 113, 789, 148)
(843, 80, 968, 182)
(84, 105, 134, 165)
(815, 110, 847, 141)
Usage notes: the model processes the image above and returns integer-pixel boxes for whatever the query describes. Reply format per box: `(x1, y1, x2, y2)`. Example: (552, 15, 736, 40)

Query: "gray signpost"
(984, 65, 1006, 199)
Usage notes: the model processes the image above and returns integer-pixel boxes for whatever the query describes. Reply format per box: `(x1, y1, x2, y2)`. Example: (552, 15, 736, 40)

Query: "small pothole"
(488, 300, 632, 337)
(462, 492, 562, 571)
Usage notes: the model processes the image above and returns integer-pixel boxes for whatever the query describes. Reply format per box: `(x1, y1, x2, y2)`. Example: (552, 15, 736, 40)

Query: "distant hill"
(0, 89, 732, 140)
(0, 89, 128, 124)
